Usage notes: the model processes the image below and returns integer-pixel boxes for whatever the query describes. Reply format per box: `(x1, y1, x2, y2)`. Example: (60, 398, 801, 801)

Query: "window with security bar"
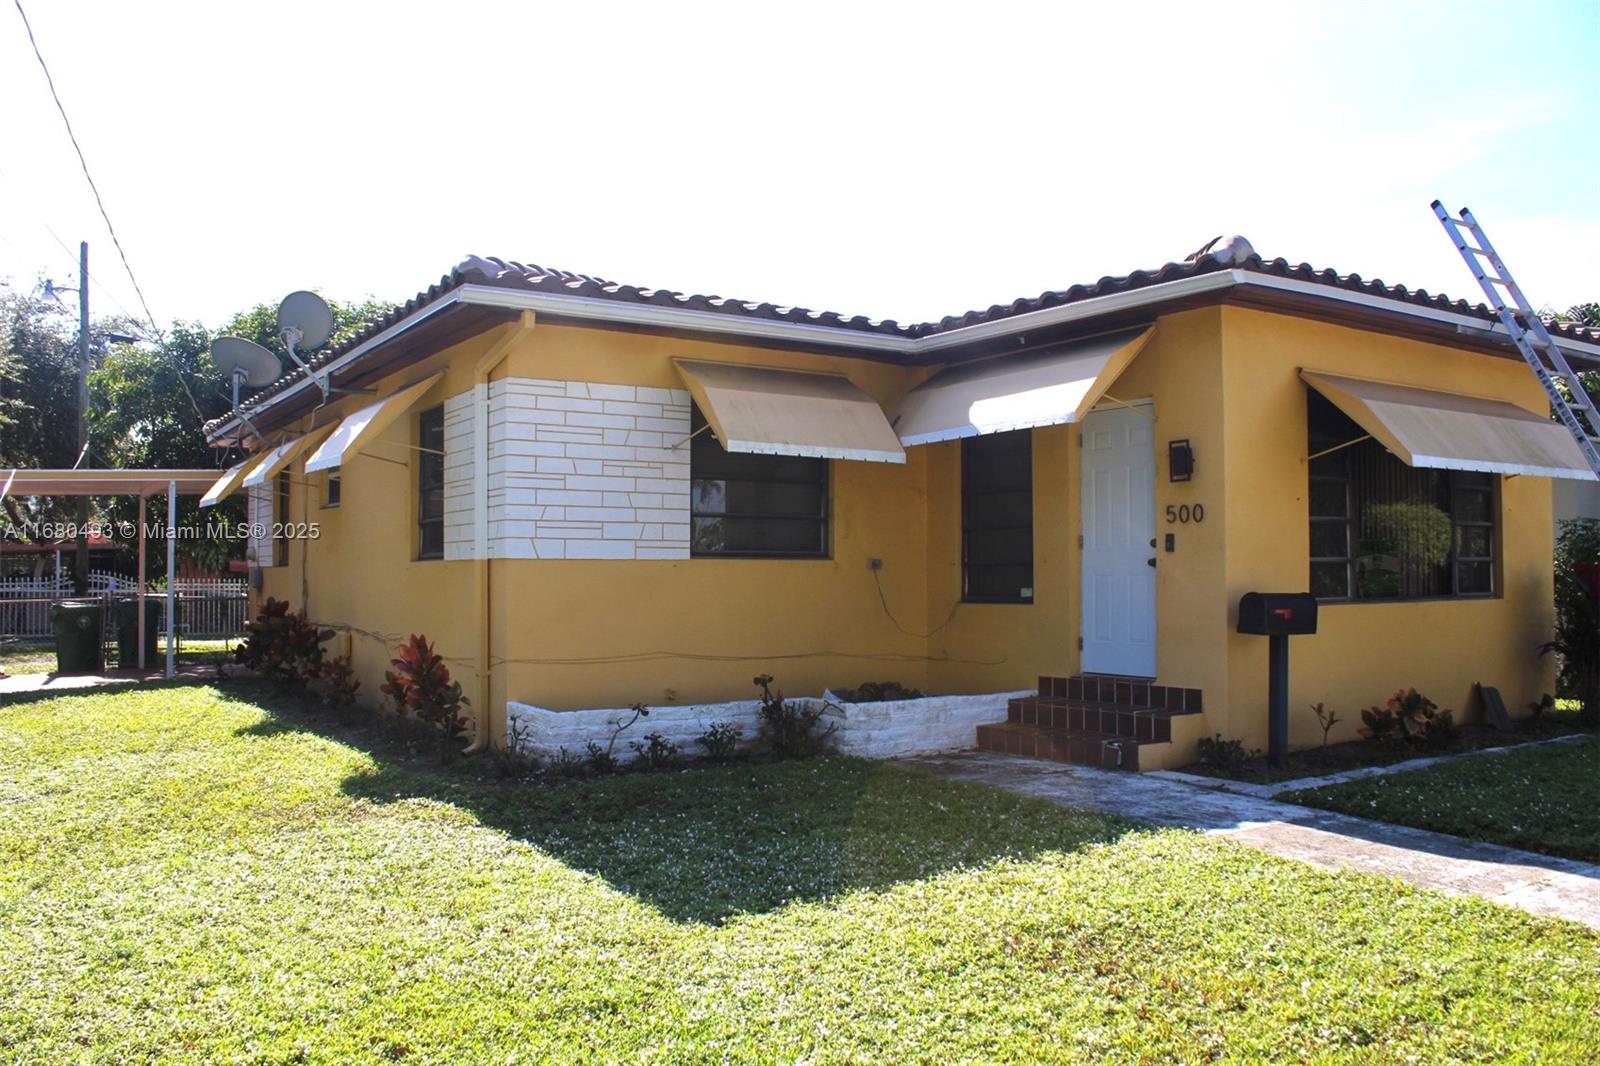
(690, 406, 828, 557)
(1308, 391, 1496, 601)
(962, 429, 1034, 603)
(417, 405, 445, 560)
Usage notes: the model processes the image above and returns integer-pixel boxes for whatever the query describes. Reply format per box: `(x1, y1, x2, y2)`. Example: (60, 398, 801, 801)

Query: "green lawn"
(1, 686, 1597, 1063)
(1283, 736, 1600, 863)
(1181, 718, 1592, 785)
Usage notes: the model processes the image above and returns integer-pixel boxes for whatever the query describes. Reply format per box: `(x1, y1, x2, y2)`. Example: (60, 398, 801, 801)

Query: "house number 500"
(1165, 504, 1205, 524)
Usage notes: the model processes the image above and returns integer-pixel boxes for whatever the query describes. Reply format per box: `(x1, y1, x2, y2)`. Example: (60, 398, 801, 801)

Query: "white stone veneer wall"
(506, 691, 1029, 763)
(441, 377, 693, 561)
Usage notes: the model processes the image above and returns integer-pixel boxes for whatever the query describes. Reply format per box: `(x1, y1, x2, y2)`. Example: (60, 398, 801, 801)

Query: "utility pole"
(74, 241, 88, 595)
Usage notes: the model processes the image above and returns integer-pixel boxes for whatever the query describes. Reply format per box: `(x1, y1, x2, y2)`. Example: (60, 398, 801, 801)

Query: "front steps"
(975, 675, 1204, 771)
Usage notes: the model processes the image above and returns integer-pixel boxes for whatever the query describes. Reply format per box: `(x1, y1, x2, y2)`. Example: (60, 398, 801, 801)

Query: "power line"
(10, 0, 208, 425)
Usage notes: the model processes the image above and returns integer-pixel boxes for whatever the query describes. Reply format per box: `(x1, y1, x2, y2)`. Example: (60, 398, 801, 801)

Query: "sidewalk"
(905, 751, 1600, 930)
(0, 665, 213, 696)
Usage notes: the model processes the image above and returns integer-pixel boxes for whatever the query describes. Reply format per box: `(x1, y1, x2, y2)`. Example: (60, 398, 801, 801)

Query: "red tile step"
(973, 675, 1204, 772)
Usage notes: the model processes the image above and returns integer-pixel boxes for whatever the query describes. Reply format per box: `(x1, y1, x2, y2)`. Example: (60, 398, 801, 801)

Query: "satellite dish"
(212, 336, 282, 388)
(277, 291, 334, 353)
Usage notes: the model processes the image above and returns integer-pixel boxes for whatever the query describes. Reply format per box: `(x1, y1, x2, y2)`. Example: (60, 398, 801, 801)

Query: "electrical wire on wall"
(871, 565, 960, 640)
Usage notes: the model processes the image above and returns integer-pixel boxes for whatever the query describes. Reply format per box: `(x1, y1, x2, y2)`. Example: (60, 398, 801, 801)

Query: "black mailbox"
(1236, 591, 1320, 768)
(1237, 592, 1318, 636)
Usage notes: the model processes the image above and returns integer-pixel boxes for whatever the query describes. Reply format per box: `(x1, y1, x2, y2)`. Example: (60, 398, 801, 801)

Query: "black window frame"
(961, 429, 1035, 604)
(417, 405, 445, 561)
(689, 406, 829, 559)
(273, 469, 290, 567)
(1307, 391, 1497, 602)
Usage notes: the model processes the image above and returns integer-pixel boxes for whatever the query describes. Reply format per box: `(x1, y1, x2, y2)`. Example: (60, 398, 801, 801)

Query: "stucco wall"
(253, 304, 1560, 761)
(1217, 306, 1556, 752)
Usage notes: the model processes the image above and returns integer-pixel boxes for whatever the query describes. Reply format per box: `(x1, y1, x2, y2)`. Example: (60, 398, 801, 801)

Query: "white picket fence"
(0, 571, 248, 643)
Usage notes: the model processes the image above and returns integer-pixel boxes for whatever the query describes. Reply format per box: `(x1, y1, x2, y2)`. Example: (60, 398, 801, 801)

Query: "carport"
(0, 468, 223, 678)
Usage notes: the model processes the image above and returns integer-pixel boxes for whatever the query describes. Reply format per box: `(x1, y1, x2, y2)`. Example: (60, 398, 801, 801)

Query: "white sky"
(1, 0, 1596, 334)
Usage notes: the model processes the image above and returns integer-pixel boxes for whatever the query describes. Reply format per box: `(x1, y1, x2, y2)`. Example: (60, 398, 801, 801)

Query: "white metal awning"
(672, 359, 905, 463)
(1300, 370, 1595, 480)
(197, 460, 253, 508)
(891, 327, 1154, 446)
(304, 373, 443, 474)
(241, 426, 335, 489)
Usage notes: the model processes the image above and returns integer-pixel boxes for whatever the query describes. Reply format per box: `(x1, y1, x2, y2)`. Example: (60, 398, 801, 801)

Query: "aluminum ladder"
(1432, 200, 1600, 478)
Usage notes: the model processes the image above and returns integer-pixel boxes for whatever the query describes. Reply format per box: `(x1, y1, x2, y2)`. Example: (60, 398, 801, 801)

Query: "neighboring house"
(200, 237, 1600, 769)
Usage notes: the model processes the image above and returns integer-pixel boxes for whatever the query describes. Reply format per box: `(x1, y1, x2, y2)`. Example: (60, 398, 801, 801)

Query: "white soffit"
(892, 327, 1155, 446)
(672, 359, 905, 463)
(1301, 369, 1595, 480)
(305, 373, 444, 474)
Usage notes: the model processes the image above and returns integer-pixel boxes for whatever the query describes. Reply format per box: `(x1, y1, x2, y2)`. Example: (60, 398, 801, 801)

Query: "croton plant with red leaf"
(234, 597, 334, 690)
(382, 634, 470, 740)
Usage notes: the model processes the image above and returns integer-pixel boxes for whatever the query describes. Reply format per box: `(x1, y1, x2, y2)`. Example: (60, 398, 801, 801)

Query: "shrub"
(381, 635, 470, 755)
(630, 732, 680, 771)
(1361, 688, 1454, 748)
(833, 680, 925, 703)
(234, 598, 332, 690)
(551, 747, 586, 778)
(1543, 518, 1599, 726)
(489, 718, 540, 779)
(754, 674, 835, 759)
(315, 653, 361, 711)
(696, 720, 743, 761)
(584, 741, 618, 775)
(1196, 734, 1256, 771)
(1310, 702, 1342, 752)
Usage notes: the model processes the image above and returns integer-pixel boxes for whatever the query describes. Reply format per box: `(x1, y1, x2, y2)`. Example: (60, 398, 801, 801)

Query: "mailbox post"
(1236, 592, 1319, 767)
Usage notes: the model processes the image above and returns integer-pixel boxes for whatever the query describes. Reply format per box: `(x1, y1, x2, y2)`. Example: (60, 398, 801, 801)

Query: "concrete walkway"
(906, 751, 1600, 930)
(0, 665, 212, 696)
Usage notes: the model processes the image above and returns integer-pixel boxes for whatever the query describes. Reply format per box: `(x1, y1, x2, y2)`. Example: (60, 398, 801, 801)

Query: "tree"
(2, 285, 392, 576)
(0, 288, 83, 529)
(87, 296, 394, 575)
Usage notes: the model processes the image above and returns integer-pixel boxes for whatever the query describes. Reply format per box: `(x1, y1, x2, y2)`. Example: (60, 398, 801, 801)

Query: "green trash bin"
(50, 600, 104, 674)
(114, 596, 165, 669)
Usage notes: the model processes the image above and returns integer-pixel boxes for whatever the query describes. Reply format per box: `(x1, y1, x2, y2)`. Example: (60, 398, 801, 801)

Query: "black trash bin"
(50, 600, 104, 674)
(114, 596, 164, 669)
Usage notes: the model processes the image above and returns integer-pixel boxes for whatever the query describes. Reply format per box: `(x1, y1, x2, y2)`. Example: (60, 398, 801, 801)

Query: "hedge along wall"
(505, 690, 1029, 763)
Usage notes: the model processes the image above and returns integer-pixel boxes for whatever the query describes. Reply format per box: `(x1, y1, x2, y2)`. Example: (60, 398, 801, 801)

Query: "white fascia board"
(455, 284, 917, 355)
(1232, 271, 1600, 362)
(206, 289, 466, 443)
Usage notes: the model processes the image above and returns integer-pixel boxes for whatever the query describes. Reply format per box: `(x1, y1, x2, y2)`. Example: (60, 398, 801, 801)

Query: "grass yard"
(1181, 718, 1593, 785)
(1, 685, 1597, 1063)
(1282, 736, 1600, 863)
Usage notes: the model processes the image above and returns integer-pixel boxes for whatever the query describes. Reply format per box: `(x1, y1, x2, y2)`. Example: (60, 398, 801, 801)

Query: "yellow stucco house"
(200, 236, 1600, 770)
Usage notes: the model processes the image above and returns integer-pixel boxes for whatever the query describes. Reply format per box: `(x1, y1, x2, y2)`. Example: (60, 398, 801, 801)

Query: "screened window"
(1308, 391, 1496, 600)
(323, 471, 341, 508)
(690, 406, 827, 557)
(962, 430, 1034, 602)
(418, 405, 445, 560)
(273, 470, 290, 567)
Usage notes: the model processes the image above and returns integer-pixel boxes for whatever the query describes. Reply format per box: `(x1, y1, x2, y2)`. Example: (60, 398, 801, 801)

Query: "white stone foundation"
(822, 690, 1033, 758)
(506, 690, 1028, 763)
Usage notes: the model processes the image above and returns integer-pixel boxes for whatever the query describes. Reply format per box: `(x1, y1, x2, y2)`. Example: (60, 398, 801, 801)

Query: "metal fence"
(0, 571, 248, 644)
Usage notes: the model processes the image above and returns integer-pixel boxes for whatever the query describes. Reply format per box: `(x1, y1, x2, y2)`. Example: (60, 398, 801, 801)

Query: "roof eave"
(205, 268, 1600, 444)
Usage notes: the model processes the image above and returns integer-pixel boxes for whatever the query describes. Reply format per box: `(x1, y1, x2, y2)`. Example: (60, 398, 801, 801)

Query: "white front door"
(1079, 402, 1157, 677)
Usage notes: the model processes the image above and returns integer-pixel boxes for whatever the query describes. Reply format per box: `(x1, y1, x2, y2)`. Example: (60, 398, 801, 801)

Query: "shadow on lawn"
(227, 682, 1142, 925)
